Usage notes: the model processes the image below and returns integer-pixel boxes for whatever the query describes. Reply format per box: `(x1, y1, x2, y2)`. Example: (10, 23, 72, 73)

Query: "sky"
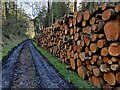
(17, 0, 82, 19)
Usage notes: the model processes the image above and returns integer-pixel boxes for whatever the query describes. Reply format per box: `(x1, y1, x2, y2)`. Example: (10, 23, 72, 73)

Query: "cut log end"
(103, 72, 116, 86)
(77, 66, 87, 79)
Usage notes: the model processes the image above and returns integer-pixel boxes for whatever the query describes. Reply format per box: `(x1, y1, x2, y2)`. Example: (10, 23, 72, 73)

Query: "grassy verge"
(1, 34, 27, 61)
(33, 42, 100, 89)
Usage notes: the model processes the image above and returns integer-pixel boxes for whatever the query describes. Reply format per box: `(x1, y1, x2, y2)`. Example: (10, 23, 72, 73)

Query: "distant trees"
(2, 1, 29, 36)
(43, 2, 67, 27)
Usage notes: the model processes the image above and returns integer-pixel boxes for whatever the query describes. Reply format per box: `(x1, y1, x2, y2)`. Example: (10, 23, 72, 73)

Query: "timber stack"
(38, 3, 120, 90)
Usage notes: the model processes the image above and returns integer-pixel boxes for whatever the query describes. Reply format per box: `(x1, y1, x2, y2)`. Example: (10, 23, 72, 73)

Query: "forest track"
(1, 40, 75, 89)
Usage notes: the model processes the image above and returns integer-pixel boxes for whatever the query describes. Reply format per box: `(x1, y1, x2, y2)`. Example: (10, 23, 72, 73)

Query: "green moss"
(1, 35, 27, 60)
(33, 42, 99, 89)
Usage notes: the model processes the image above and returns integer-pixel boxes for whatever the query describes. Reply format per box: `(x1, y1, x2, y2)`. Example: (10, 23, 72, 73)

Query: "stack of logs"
(38, 3, 120, 90)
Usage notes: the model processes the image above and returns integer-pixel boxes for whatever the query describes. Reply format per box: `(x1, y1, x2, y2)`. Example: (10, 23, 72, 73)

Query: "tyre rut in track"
(29, 40, 75, 88)
(11, 41, 40, 88)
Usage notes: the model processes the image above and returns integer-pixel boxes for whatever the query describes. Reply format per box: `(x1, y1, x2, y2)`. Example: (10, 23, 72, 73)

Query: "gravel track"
(2, 40, 75, 89)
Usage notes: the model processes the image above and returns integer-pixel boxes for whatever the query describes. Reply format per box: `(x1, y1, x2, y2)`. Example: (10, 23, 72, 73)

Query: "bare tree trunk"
(74, 0, 77, 11)
(5, 2, 9, 19)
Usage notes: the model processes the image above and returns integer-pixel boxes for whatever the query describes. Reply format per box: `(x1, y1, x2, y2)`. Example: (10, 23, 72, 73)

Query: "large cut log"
(77, 66, 87, 79)
(108, 43, 120, 56)
(103, 72, 116, 86)
(91, 76, 104, 87)
(104, 20, 120, 41)
(116, 72, 120, 84)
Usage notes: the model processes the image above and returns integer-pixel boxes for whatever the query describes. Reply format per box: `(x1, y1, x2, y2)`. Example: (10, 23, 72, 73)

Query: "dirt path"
(2, 40, 75, 89)
(11, 41, 40, 88)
